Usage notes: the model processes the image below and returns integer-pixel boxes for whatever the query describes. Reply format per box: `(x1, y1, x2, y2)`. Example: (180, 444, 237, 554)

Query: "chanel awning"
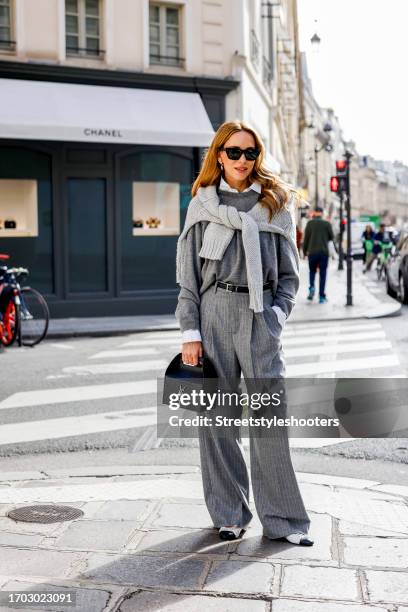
(0, 77, 214, 147)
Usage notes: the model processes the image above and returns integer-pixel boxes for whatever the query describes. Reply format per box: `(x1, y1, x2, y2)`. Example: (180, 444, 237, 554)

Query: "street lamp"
(314, 125, 333, 210)
(310, 32, 321, 50)
(310, 20, 321, 52)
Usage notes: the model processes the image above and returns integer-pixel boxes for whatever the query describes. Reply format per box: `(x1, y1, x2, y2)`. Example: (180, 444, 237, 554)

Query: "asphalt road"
(0, 296, 407, 484)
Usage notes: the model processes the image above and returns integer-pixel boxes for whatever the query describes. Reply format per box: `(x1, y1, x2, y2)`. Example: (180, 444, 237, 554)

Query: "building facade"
(0, 0, 301, 317)
(298, 51, 408, 231)
(298, 52, 345, 225)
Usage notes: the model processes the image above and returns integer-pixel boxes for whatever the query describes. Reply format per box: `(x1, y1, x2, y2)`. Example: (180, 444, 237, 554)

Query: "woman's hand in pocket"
(182, 341, 203, 366)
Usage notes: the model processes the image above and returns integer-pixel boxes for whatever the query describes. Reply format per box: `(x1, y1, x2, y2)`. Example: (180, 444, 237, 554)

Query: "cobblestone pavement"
(0, 465, 406, 611)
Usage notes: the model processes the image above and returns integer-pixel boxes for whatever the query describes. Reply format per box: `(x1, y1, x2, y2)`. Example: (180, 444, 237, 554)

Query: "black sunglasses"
(219, 146, 261, 161)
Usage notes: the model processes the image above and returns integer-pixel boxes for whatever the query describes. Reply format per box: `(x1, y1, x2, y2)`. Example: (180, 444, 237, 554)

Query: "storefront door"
(66, 176, 110, 295)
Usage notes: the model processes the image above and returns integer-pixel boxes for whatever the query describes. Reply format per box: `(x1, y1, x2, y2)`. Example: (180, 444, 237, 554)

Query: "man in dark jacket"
(302, 207, 335, 303)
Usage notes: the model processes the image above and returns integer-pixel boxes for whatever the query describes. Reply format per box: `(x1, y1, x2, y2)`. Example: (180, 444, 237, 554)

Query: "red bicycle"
(0, 254, 49, 347)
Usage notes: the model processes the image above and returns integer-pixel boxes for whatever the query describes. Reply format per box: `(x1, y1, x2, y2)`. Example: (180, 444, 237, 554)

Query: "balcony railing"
(149, 53, 184, 68)
(250, 29, 260, 71)
(262, 55, 273, 89)
(0, 39, 16, 52)
(66, 46, 105, 59)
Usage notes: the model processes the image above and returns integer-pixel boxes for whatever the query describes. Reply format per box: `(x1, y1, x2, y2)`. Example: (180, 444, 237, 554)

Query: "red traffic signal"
(336, 159, 348, 180)
(330, 176, 340, 192)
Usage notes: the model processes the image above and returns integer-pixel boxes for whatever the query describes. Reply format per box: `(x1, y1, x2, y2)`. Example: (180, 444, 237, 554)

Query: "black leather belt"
(216, 281, 272, 293)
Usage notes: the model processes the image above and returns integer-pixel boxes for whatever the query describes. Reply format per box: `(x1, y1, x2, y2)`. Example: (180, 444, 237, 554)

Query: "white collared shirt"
(182, 177, 286, 343)
(219, 176, 262, 194)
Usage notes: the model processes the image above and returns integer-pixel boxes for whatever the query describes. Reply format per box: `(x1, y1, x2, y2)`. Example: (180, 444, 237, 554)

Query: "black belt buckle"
(225, 283, 235, 292)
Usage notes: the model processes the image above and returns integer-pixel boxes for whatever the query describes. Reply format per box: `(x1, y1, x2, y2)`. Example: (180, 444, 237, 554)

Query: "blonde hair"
(192, 120, 303, 222)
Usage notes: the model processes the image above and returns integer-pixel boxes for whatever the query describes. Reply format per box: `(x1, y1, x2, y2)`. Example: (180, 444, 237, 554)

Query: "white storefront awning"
(0, 78, 214, 147)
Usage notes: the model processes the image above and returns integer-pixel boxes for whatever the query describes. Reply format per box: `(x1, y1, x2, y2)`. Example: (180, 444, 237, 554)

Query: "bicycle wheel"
(19, 287, 49, 346)
(1, 297, 19, 346)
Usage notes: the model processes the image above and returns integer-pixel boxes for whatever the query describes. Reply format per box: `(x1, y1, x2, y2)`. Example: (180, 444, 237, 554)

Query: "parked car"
(385, 233, 408, 304)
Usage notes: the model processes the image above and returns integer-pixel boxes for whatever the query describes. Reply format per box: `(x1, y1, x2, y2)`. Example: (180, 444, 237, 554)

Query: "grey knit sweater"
(175, 188, 300, 337)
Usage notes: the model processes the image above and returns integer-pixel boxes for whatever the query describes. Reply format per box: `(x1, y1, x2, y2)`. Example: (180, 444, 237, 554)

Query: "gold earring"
(220, 162, 224, 171)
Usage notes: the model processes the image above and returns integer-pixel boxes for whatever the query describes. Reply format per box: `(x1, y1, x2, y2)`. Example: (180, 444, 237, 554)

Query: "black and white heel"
(275, 532, 314, 546)
(219, 525, 245, 540)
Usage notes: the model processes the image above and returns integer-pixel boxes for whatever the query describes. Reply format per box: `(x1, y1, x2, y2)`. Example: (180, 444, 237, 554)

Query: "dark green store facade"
(0, 61, 238, 318)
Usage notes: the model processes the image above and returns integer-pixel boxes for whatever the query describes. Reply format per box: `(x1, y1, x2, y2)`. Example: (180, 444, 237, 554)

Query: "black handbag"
(162, 353, 219, 412)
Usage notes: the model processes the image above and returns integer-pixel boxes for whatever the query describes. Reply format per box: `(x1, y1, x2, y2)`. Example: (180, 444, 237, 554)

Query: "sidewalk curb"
(290, 306, 402, 325)
(23, 260, 402, 340)
(44, 326, 180, 340)
(43, 298, 402, 340)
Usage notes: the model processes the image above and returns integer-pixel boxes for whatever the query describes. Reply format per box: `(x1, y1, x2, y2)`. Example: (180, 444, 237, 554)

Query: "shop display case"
(0, 180, 39, 237)
(132, 182, 180, 236)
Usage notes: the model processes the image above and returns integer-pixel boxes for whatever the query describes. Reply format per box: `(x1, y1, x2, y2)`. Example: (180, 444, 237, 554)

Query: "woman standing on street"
(175, 120, 313, 545)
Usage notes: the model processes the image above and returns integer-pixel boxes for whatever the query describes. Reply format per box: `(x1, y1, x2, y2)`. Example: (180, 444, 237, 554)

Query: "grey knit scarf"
(176, 184, 299, 313)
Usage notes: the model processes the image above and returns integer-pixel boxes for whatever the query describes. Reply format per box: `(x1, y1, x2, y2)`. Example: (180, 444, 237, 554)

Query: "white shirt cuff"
(272, 306, 287, 328)
(182, 329, 202, 343)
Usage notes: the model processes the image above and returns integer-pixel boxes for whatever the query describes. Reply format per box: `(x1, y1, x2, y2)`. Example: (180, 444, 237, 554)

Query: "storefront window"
(119, 148, 192, 292)
(0, 146, 54, 294)
(132, 182, 180, 236)
(0, 179, 38, 237)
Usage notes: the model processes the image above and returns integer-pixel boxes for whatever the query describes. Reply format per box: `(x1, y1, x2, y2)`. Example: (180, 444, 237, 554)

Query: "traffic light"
(336, 160, 347, 177)
(330, 159, 349, 194)
(330, 176, 340, 192)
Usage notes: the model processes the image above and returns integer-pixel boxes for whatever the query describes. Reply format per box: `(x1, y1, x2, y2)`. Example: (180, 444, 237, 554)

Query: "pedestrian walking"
(361, 224, 375, 265)
(175, 120, 313, 546)
(363, 223, 391, 273)
(302, 207, 336, 303)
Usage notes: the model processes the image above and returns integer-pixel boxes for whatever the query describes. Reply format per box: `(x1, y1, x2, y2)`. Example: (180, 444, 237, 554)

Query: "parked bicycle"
(0, 254, 49, 347)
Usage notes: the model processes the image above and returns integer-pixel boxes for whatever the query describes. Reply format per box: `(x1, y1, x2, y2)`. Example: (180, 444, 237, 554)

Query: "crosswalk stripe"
(0, 380, 157, 410)
(286, 354, 400, 377)
(0, 407, 157, 445)
(49, 343, 75, 350)
(284, 340, 392, 359)
(89, 348, 159, 359)
(119, 325, 383, 346)
(119, 328, 384, 347)
(283, 330, 386, 347)
(283, 323, 382, 337)
(63, 360, 167, 375)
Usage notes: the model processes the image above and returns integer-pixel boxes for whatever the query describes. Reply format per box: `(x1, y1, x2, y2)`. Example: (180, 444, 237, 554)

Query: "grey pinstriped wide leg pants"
(198, 283, 311, 537)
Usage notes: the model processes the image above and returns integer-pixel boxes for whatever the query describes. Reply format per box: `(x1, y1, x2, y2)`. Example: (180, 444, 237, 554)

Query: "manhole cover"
(7, 505, 84, 524)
